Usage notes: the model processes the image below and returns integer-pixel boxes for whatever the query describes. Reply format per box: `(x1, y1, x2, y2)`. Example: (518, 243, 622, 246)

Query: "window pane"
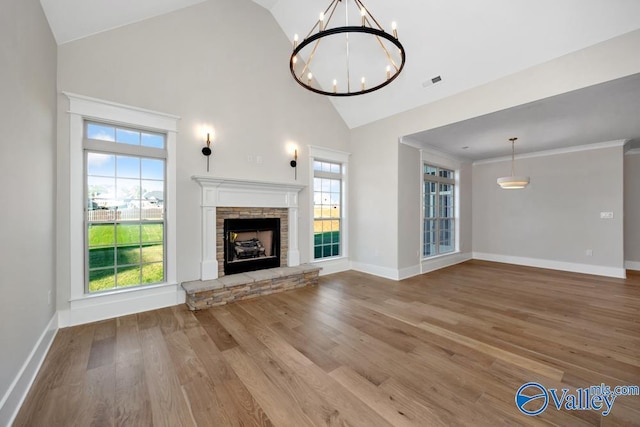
(141, 223, 163, 243)
(116, 128, 140, 145)
(332, 244, 340, 256)
(88, 224, 114, 247)
(330, 205, 340, 218)
(322, 162, 331, 172)
(142, 244, 163, 263)
(89, 268, 115, 292)
(87, 123, 115, 141)
(439, 168, 454, 179)
(142, 263, 164, 284)
(330, 179, 340, 193)
(117, 178, 141, 203)
(141, 158, 164, 180)
(313, 161, 322, 171)
(89, 248, 114, 269)
(141, 133, 165, 149)
(117, 245, 141, 266)
(424, 165, 437, 176)
(87, 153, 115, 177)
(321, 179, 331, 192)
(330, 163, 341, 174)
(117, 223, 141, 244)
(117, 266, 142, 288)
(117, 156, 140, 179)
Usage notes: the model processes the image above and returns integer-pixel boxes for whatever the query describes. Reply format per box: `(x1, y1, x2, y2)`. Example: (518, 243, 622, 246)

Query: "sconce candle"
(202, 133, 212, 172)
(290, 149, 298, 180)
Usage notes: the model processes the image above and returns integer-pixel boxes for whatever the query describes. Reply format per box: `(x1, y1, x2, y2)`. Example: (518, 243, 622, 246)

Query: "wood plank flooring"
(14, 261, 640, 426)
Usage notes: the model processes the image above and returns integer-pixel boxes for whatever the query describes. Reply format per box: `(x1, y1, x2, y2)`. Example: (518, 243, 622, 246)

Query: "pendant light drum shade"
(497, 137, 530, 189)
(497, 175, 530, 189)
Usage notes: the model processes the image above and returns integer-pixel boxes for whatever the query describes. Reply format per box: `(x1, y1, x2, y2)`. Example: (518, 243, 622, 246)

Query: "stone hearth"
(182, 264, 321, 310)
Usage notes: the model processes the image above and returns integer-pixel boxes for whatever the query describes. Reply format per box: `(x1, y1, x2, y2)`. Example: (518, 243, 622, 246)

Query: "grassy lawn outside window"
(85, 122, 166, 293)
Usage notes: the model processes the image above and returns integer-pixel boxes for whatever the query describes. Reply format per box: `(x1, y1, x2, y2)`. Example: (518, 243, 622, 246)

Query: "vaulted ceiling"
(40, 0, 640, 157)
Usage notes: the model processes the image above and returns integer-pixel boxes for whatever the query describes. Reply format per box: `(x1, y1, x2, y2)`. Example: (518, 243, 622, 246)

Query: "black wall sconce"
(290, 149, 298, 180)
(202, 133, 212, 172)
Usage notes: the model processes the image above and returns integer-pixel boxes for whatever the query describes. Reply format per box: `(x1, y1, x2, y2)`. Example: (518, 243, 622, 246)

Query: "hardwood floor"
(14, 261, 640, 426)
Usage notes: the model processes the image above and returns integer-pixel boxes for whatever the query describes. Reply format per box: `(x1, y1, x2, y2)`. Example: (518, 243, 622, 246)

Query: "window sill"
(421, 251, 460, 262)
(70, 281, 179, 303)
(63, 281, 184, 327)
(312, 255, 348, 264)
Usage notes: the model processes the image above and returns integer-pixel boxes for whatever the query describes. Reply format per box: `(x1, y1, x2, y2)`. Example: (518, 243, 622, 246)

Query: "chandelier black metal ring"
(289, 0, 406, 97)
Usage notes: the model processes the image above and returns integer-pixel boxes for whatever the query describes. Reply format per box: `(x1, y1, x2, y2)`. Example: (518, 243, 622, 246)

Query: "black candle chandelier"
(290, 0, 406, 97)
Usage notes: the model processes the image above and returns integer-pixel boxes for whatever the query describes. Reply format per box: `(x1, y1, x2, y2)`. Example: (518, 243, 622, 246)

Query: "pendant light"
(497, 137, 530, 189)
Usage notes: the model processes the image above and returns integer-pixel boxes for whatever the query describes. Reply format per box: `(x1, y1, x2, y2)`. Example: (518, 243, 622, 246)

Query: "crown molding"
(473, 139, 629, 166)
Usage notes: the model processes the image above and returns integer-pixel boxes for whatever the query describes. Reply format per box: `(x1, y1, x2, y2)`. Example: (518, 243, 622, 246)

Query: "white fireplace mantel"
(192, 176, 305, 280)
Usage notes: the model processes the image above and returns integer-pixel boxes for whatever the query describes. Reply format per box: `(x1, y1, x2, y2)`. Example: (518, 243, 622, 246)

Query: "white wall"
(625, 151, 640, 266)
(349, 30, 640, 277)
(55, 0, 350, 311)
(0, 0, 57, 422)
(473, 145, 625, 276)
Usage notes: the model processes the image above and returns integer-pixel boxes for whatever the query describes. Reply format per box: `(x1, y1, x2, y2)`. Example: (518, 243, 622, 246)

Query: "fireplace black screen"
(223, 218, 280, 275)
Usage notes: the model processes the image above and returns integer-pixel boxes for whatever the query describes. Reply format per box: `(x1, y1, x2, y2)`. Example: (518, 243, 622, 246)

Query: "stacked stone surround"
(216, 207, 289, 277)
(181, 265, 321, 310)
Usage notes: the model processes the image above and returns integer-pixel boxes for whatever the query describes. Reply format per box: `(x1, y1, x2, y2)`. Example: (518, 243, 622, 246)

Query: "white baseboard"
(352, 252, 473, 281)
(351, 262, 402, 280)
(421, 252, 473, 275)
(0, 312, 58, 427)
(313, 257, 352, 276)
(625, 260, 640, 271)
(473, 252, 627, 279)
(398, 264, 422, 280)
(59, 284, 185, 328)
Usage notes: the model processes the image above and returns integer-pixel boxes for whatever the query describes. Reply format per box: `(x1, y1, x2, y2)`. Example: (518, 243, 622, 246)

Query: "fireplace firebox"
(223, 218, 280, 275)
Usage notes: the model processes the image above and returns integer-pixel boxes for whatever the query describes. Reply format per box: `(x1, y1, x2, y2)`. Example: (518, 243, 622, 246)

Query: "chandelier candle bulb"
(319, 12, 324, 31)
(386, 65, 391, 80)
(307, 72, 313, 85)
(361, 77, 366, 90)
(361, 8, 366, 26)
(333, 79, 337, 93)
(392, 21, 398, 38)
(293, 33, 298, 48)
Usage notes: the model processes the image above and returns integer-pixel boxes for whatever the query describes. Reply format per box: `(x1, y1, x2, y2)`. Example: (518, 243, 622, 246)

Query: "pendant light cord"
(511, 140, 515, 176)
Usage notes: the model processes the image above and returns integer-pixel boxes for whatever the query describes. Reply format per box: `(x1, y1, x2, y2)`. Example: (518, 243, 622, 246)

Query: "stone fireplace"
(192, 176, 305, 280)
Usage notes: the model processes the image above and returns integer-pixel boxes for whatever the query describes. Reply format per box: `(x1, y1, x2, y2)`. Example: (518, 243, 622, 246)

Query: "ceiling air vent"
(422, 75, 443, 88)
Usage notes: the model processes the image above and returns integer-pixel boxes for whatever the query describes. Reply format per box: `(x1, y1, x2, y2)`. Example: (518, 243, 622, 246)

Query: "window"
(313, 160, 342, 259)
(423, 164, 455, 257)
(84, 122, 166, 292)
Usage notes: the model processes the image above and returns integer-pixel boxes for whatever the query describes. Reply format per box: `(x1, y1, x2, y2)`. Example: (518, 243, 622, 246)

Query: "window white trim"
(420, 150, 461, 263)
(309, 146, 350, 268)
(63, 93, 180, 326)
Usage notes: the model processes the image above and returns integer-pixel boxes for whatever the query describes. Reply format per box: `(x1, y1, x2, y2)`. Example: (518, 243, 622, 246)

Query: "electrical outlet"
(600, 212, 614, 219)
(585, 249, 593, 257)
(256, 155, 263, 165)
